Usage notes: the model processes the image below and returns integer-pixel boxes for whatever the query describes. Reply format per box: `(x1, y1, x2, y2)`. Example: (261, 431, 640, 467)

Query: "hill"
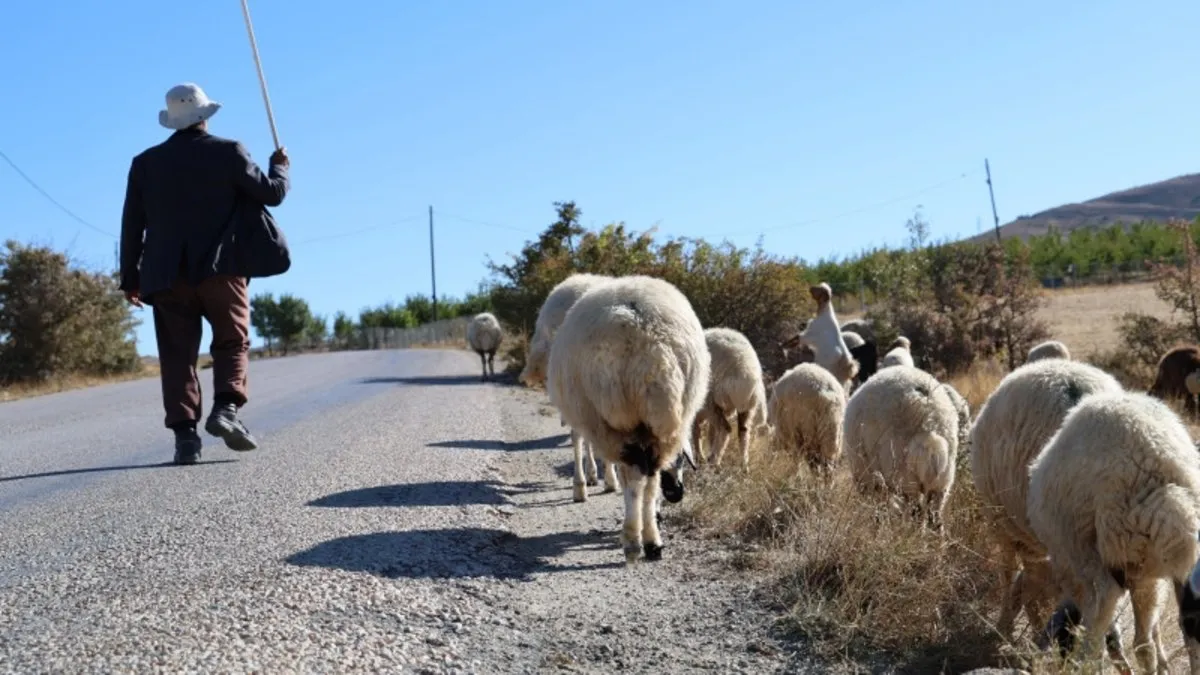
(966, 172, 1200, 242)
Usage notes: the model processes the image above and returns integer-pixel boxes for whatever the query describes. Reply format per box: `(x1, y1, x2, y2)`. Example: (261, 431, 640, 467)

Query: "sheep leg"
(1128, 578, 1165, 675)
(996, 567, 1023, 639)
(707, 407, 733, 467)
(923, 491, 944, 533)
(1019, 558, 1055, 643)
(620, 464, 648, 564)
(602, 459, 620, 493)
(478, 351, 488, 381)
(1077, 575, 1126, 675)
(736, 410, 751, 471)
(581, 437, 600, 486)
(641, 471, 664, 561)
(690, 415, 706, 468)
(487, 350, 496, 378)
(571, 429, 589, 503)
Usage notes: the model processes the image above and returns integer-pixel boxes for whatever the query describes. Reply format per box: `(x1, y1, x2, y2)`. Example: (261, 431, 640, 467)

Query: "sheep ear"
(680, 438, 698, 470)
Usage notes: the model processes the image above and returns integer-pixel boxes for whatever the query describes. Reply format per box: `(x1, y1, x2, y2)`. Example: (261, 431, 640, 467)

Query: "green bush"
(0, 240, 140, 384)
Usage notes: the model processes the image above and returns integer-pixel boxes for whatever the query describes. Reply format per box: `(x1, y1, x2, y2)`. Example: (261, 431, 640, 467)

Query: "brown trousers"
(151, 273, 251, 428)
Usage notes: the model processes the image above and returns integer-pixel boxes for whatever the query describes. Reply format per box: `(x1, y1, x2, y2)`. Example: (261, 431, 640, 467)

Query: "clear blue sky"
(4, 0, 1198, 356)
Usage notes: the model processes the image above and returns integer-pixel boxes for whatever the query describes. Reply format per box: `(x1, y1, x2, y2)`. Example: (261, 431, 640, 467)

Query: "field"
(1036, 281, 1174, 357)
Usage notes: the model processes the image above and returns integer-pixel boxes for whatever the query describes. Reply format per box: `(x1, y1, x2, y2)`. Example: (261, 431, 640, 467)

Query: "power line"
(295, 214, 424, 244)
(0, 147, 117, 239)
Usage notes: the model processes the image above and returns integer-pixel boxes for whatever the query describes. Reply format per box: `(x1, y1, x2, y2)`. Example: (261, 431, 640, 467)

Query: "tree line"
(4, 213, 1200, 388)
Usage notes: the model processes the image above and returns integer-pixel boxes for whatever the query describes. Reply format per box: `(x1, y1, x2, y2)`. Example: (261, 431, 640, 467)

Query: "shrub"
(485, 202, 814, 378)
(0, 240, 140, 384)
(870, 240, 1050, 377)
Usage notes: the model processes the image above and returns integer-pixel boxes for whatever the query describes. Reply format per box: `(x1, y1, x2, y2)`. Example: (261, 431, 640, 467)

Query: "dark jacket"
(119, 127, 290, 300)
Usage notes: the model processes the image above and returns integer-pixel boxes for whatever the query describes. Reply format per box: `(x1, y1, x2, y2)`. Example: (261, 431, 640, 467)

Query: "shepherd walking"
(119, 82, 291, 465)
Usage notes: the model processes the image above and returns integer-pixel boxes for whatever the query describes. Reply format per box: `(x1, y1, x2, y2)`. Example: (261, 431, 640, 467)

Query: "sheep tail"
(905, 431, 951, 493)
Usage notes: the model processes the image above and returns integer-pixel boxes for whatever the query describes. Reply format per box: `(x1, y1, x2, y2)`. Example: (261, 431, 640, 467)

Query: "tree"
(332, 311, 355, 348)
(306, 313, 328, 349)
(0, 241, 140, 383)
(250, 293, 280, 356)
(273, 294, 313, 355)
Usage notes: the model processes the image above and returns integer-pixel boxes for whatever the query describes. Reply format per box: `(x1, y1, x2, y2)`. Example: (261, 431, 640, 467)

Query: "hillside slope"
(967, 172, 1200, 242)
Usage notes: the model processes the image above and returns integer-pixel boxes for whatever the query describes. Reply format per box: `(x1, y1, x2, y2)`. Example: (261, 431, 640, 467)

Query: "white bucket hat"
(158, 82, 222, 130)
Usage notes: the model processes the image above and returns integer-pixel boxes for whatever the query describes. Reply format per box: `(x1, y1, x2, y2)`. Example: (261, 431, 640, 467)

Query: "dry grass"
(672, 362, 1193, 673)
(1037, 282, 1174, 357)
(0, 363, 161, 403)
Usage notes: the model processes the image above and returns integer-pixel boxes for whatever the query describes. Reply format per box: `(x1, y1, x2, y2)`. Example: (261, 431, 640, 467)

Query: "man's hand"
(124, 289, 143, 308)
(270, 146, 289, 168)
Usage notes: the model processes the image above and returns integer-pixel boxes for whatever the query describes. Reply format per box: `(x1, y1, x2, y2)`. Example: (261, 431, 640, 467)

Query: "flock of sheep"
(463, 273, 1200, 674)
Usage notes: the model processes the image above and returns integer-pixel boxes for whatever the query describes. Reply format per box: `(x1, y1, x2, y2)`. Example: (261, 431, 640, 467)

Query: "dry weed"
(674, 364, 1037, 671)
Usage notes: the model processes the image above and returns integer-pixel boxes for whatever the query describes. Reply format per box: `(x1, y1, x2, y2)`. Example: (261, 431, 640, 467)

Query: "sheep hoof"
(602, 482, 618, 494)
(643, 542, 664, 561)
(572, 483, 588, 503)
(585, 476, 599, 487)
(624, 543, 643, 565)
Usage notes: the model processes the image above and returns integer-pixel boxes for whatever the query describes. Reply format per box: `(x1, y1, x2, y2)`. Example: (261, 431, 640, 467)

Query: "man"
(120, 82, 290, 465)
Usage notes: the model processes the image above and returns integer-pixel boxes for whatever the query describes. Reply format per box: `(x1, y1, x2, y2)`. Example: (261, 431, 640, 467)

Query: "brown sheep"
(1149, 344, 1200, 415)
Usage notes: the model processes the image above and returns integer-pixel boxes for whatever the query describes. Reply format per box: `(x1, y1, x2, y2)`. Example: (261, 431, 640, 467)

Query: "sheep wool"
(519, 273, 613, 387)
(968, 358, 1123, 640)
(518, 273, 619, 496)
(546, 275, 711, 564)
(842, 365, 959, 529)
(1026, 339, 1070, 363)
(1027, 391, 1200, 674)
(767, 362, 846, 478)
(692, 327, 768, 470)
(466, 312, 503, 382)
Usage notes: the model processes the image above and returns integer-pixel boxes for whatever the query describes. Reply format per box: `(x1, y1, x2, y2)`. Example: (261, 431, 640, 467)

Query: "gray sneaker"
(204, 402, 259, 452)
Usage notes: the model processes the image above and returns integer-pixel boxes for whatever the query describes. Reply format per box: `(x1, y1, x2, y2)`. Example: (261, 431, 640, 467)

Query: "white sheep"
(518, 273, 619, 497)
(520, 272, 613, 387)
(842, 365, 959, 529)
(1027, 391, 1200, 674)
(795, 283, 859, 392)
(546, 275, 711, 564)
(880, 336, 914, 369)
(767, 362, 846, 479)
(690, 327, 768, 471)
(1027, 340, 1071, 363)
(466, 312, 503, 382)
(968, 358, 1123, 642)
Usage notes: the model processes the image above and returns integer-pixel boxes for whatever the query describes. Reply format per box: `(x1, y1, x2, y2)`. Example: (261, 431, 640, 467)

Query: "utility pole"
(985, 158, 1002, 244)
(429, 205, 438, 322)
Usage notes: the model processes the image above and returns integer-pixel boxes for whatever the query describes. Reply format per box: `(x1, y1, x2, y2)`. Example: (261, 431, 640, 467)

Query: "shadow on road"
(308, 480, 524, 508)
(427, 433, 569, 452)
(285, 527, 624, 580)
(0, 459, 238, 483)
(357, 373, 521, 387)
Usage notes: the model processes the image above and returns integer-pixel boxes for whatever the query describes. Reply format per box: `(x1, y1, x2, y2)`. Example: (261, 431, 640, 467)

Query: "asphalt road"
(0, 349, 806, 674)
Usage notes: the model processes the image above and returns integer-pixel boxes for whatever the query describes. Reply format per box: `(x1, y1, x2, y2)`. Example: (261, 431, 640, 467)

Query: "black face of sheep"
(659, 447, 695, 504)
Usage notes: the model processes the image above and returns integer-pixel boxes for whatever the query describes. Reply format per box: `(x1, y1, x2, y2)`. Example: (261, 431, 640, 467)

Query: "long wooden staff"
(239, 0, 281, 150)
